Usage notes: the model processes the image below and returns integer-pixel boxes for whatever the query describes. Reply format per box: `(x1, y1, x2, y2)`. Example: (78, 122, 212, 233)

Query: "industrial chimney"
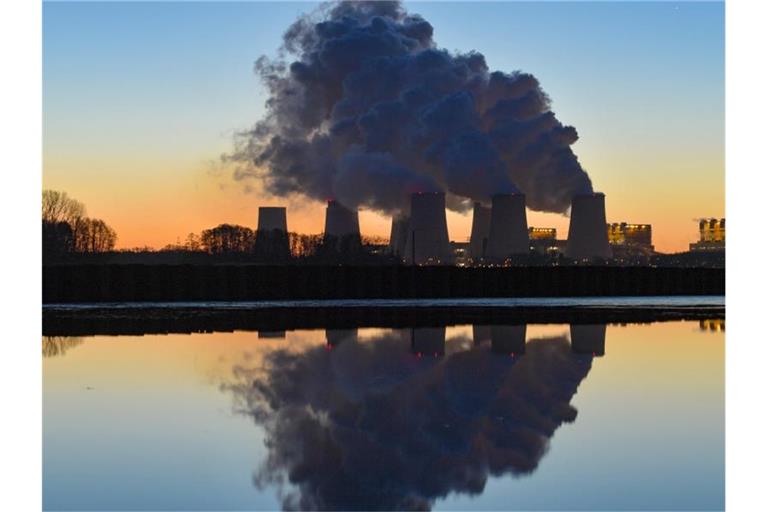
(255, 206, 290, 260)
(469, 202, 491, 261)
(570, 324, 606, 356)
(388, 215, 410, 258)
(565, 193, 612, 260)
(490, 325, 527, 355)
(403, 192, 452, 265)
(324, 200, 361, 247)
(485, 193, 529, 262)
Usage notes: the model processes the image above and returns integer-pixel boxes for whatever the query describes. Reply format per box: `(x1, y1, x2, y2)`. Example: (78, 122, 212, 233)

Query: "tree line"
(162, 224, 391, 263)
(42, 190, 394, 264)
(43, 190, 117, 259)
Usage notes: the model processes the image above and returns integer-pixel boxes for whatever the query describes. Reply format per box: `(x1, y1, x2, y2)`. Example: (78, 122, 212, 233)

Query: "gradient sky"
(43, 1, 724, 252)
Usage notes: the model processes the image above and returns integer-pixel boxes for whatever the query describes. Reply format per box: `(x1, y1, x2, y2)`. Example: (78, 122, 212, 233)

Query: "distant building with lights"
(606, 223, 653, 251)
(690, 218, 725, 251)
(528, 227, 563, 254)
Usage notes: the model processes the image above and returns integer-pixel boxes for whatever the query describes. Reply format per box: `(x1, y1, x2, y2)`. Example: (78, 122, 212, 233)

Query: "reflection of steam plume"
(228, 0, 593, 215)
(225, 330, 594, 510)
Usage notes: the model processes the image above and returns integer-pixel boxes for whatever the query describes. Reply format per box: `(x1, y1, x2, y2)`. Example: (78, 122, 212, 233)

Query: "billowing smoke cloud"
(228, 0, 593, 215)
(224, 330, 593, 510)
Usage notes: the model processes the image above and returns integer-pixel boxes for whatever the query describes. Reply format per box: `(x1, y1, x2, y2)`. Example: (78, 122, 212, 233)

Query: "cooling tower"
(410, 327, 446, 356)
(388, 215, 410, 257)
(257, 206, 287, 233)
(485, 194, 529, 261)
(570, 324, 606, 356)
(255, 206, 290, 259)
(490, 325, 527, 355)
(468, 202, 491, 261)
(403, 192, 452, 265)
(565, 193, 612, 260)
(324, 200, 361, 245)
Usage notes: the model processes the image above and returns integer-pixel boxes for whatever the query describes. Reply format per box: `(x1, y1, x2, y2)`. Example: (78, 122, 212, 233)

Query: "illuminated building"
(529, 227, 556, 240)
(690, 218, 725, 251)
(528, 227, 560, 254)
(606, 222, 654, 251)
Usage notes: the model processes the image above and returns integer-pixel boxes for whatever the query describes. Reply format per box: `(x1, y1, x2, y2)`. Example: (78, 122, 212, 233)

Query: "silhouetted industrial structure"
(403, 192, 452, 265)
(566, 193, 612, 260)
(690, 218, 725, 252)
(607, 223, 653, 251)
(255, 206, 290, 259)
(528, 227, 561, 254)
(486, 193, 529, 261)
(469, 202, 491, 261)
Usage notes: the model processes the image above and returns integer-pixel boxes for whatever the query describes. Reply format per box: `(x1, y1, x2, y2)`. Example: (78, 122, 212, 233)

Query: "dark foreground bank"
(43, 301, 724, 336)
(43, 265, 725, 303)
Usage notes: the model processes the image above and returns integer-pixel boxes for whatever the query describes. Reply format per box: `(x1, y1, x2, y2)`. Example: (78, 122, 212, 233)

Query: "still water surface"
(43, 319, 724, 511)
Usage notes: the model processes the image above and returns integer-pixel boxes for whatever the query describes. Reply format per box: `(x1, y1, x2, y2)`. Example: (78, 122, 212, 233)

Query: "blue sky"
(42, 1, 724, 250)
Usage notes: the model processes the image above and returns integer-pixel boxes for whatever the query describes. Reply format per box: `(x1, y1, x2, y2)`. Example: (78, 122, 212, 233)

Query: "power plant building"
(566, 193, 612, 260)
(607, 223, 654, 252)
(690, 218, 725, 251)
(528, 227, 560, 254)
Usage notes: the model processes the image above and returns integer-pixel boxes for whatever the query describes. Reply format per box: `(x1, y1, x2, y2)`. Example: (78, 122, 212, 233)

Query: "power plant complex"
(255, 192, 723, 265)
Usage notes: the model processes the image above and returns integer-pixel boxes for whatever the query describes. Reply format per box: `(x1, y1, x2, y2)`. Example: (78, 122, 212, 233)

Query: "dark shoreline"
(43, 264, 725, 303)
(43, 303, 725, 337)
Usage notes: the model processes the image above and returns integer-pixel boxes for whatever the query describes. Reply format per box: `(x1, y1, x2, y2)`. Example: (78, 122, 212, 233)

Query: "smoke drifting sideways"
(228, 0, 593, 215)
(224, 332, 593, 511)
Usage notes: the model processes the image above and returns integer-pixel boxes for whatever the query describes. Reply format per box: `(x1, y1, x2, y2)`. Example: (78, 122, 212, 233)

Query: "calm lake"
(43, 317, 724, 510)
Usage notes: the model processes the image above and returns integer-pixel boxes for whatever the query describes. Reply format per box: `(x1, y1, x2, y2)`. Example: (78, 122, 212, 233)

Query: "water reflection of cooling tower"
(472, 325, 492, 346)
(490, 325, 527, 355)
(255, 206, 290, 258)
(388, 215, 410, 258)
(403, 192, 452, 265)
(258, 331, 286, 339)
(324, 200, 361, 242)
(326, 329, 359, 347)
(469, 202, 491, 261)
(486, 194, 529, 261)
(410, 327, 446, 356)
(565, 193, 612, 260)
(570, 324, 606, 356)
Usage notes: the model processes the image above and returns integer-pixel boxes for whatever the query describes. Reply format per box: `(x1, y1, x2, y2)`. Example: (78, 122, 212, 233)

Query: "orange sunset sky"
(42, 1, 724, 253)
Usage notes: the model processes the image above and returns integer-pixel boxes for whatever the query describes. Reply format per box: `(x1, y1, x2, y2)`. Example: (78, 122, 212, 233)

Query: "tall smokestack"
(469, 202, 491, 261)
(255, 206, 290, 259)
(570, 324, 606, 356)
(485, 194, 529, 261)
(388, 215, 410, 258)
(565, 193, 612, 260)
(324, 200, 360, 245)
(403, 192, 452, 265)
